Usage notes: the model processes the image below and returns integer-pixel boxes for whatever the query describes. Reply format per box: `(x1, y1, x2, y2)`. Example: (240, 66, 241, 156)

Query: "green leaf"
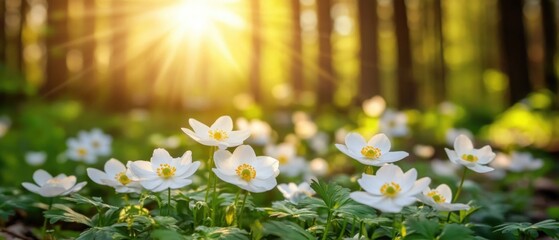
(194, 226, 249, 240)
(264, 201, 318, 221)
(151, 229, 186, 240)
(439, 224, 476, 240)
(263, 220, 314, 240)
(309, 180, 350, 210)
(45, 203, 92, 226)
(63, 194, 117, 210)
(76, 227, 115, 240)
(403, 216, 439, 239)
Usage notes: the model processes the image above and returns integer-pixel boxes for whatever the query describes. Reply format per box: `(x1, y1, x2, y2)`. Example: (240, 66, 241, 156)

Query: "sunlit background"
(1, 0, 556, 110)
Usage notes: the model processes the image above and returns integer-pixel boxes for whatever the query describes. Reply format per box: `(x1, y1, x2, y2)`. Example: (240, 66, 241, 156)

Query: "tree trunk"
(499, 0, 532, 104)
(250, 0, 261, 102)
(291, 0, 303, 99)
(0, 0, 5, 64)
(316, 0, 334, 105)
(43, 0, 68, 98)
(433, 0, 446, 103)
(357, 0, 380, 102)
(81, 0, 96, 104)
(394, 0, 416, 109)
(109, 2, 128, 109)
(541, 0, 558, 95)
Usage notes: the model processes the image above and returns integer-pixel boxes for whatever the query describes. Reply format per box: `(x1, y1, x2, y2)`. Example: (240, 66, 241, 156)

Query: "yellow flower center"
(361, 146, 381, 159)
(115, 171, 131, 185)
(77, 148, 87, 156)
(278, 155, 288, 165)
(427, 190, 446, 203)
(236, 163, 256, 181)
(209, 129, 228, 141)
(156, 163, 176, 179)
(461, 154, 478, 163)
(380, 182, 401, 198)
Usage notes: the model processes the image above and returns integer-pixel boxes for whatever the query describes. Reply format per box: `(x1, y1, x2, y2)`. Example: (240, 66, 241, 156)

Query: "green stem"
(41, 198, 54, 240)
(321, 210, 333, 240)
(447, 167, 468, 223)
(358, 221, 364, 239)
(167, 188, 171, 216)
(237, 190, 249, 227)
(392, 213, 399, 240)
(349, 217, 356, 237)
(337, 218, 348, 240)
(233, 190, 241, 226)
(204, 146, 216, 221)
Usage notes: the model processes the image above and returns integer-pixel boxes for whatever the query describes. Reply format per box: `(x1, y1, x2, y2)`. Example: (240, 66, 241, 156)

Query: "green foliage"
(494, 219, 559, 239)
(264, 201, 318, 221)
(192, 226, 249, 240)
(0, 188, 32, 221)
(45, 203, 92, 226)
(262, 220, 315, 240)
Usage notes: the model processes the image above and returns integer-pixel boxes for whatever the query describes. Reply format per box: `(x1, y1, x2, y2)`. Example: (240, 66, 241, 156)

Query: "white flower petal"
(228, 130, 251, 145)
(214, 150, 236, 174)
(22, 182, 41, 194)
(406, 177, 431, 196)
(104, 158, 126, 177)
(33, 169, 53, 186)
(350, 191, 383, 207)
(233, 145, 257, 165)
(140, 178, 164, 190)
(211, 116, 233, 131)
(169, 178, 192, 189)
(188, 118, 211, 135)
(398, 168, 417, 193)
(468, 164, 494, 173)
(444, 149, 460, 165)
(345, 133, 367, 156)
(358, 174, 383, 195)
(176, 161, 201, 178)
(475, 146, 496, 164)
(393, 196, 416, 206)
(249, 177, 277, 192)
(65, 181, 87, 195)
(253, 156, 279, 179)
(182, 128, 202, 142)
(368, 134, 391, 153)
(151, 148, 172, 169)
(374, 198, 403, 213)
(129, 161, 157, 179)
(38, 186, 67, 197)
(377, 151, 408, 163)
(454, 135, 473, 157)
(376, 164, 402, 181)
(87, 168, 108, 185)
(213, 168, 246, 187)
(435, 184, 453, 203)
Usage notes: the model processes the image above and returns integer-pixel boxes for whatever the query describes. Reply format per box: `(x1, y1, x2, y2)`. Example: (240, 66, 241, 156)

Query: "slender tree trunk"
(291, 0, 303, 99)
(43, 0, 68, 98)
(499, 0, 532, 104)
(357, 0, 380, 102)
(0, 0, 5, 64)
(541, 0, 558, 95)
(109, 2, 127, 109)
(317, 0, 334, 105)
(81, 0, 96, 104)
(250, 0, 261, 102)
(433, 0, 446, 103)
(394, 0, 416, 109)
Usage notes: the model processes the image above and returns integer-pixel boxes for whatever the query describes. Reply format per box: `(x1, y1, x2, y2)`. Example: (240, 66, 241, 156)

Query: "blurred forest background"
(0, 0, 558, 112)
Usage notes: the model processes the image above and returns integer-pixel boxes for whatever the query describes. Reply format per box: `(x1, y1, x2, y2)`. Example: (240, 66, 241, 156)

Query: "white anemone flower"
(182, 116, 250, 149)
(417, 184, 470, 211)
(507, 152, 544, 172)
(25, 151, 47, 166)
(265, 142, 306, 177)
(308, 131, 329, 155)
(79, 128, 112, 156)
(445, 128, 473, 146)
(350, 164, 430, 213)
(128, 149, 200, 192)
(379, 109, 408, 137)
(236, 117, 272, 146)
(444, 135, 496, 173)
(87, 158, 142, 193)
(277, 182, 315, 203)
(22, 169, 86, 197)
(213, 145, 280, 193)
(66, 137, 97, 164)
(336, 133, 408, 166)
